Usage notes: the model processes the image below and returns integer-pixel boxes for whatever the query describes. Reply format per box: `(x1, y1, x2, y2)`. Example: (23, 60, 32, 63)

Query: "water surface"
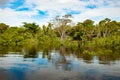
(0, 49, 120, 80)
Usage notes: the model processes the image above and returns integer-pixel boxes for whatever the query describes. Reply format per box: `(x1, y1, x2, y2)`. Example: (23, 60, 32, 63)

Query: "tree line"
(0, 14, 120, 52)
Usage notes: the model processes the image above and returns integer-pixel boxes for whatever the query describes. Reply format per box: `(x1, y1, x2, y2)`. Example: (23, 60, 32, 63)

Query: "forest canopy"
(0, 15, 120, 53)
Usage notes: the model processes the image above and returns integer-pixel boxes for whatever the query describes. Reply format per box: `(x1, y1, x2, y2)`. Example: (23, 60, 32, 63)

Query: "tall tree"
(82, 19, 95, 41)
(98, 18, 120, 37)
(53, 14, 72, 41)
(68, 24, 84, 47)
(23, 22, 40, 37)
(42, 23, 54, 36)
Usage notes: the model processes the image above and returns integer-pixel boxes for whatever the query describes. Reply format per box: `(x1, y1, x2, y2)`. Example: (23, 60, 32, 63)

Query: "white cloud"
(73, 7, 120, 24)
(0, 8, 46, 26)
(0, 0, 120, 26)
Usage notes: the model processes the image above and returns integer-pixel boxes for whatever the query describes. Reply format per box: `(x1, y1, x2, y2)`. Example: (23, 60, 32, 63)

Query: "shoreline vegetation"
(0, 14, 120, 55)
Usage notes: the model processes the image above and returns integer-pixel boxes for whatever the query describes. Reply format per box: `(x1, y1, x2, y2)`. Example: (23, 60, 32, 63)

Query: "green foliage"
(23, 22, 40, 37)
(97, 18, 120, 37)
(83, 19, 95, 28)
(38, 35, 60, 49)
(67, 41, 78, 51)
(0, 23, 9, 33)
(53, 14, 72, 41)
(91, 35, 120, 50)
(0, 17, 119, 54)
(67, 25, 84, 41)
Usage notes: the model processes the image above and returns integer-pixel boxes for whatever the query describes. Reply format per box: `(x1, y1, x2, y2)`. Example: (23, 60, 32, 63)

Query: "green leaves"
(23, 22, 40, 36)
(0, 18, 119, 53)
(0, 23, 9, 33)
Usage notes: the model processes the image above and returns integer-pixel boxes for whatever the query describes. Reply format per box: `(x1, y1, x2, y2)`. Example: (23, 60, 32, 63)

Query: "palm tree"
(23, 22, 40, 37)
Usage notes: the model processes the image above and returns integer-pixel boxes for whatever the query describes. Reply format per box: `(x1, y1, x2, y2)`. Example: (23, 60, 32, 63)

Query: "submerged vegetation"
(0, 14, 120, 55)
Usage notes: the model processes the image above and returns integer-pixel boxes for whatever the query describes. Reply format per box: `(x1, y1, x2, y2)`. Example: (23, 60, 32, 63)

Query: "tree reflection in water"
(21, 45, 120, 65)
(50, 46, 72, 71)
(22, 45, 38, 62)
(0, 45, 120, 65)
(23, 46, 38, 58)
(0, 46, 120, 80)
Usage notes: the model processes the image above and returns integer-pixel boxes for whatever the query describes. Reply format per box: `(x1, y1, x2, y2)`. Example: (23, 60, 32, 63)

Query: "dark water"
(0, 48, 120, 80)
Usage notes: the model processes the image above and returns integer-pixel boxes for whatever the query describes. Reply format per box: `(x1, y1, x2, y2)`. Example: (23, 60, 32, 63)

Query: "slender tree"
(53, 14, 72, 41)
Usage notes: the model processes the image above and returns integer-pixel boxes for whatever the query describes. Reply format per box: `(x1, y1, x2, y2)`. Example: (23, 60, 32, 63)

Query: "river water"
(0, 48, 120, 80)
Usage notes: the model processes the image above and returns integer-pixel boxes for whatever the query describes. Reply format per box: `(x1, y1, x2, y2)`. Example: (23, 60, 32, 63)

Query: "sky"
(0, 0, 120, 26)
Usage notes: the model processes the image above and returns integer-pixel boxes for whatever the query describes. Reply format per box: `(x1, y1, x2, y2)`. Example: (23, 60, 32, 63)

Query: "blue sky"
(0, 0, 120, 26)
